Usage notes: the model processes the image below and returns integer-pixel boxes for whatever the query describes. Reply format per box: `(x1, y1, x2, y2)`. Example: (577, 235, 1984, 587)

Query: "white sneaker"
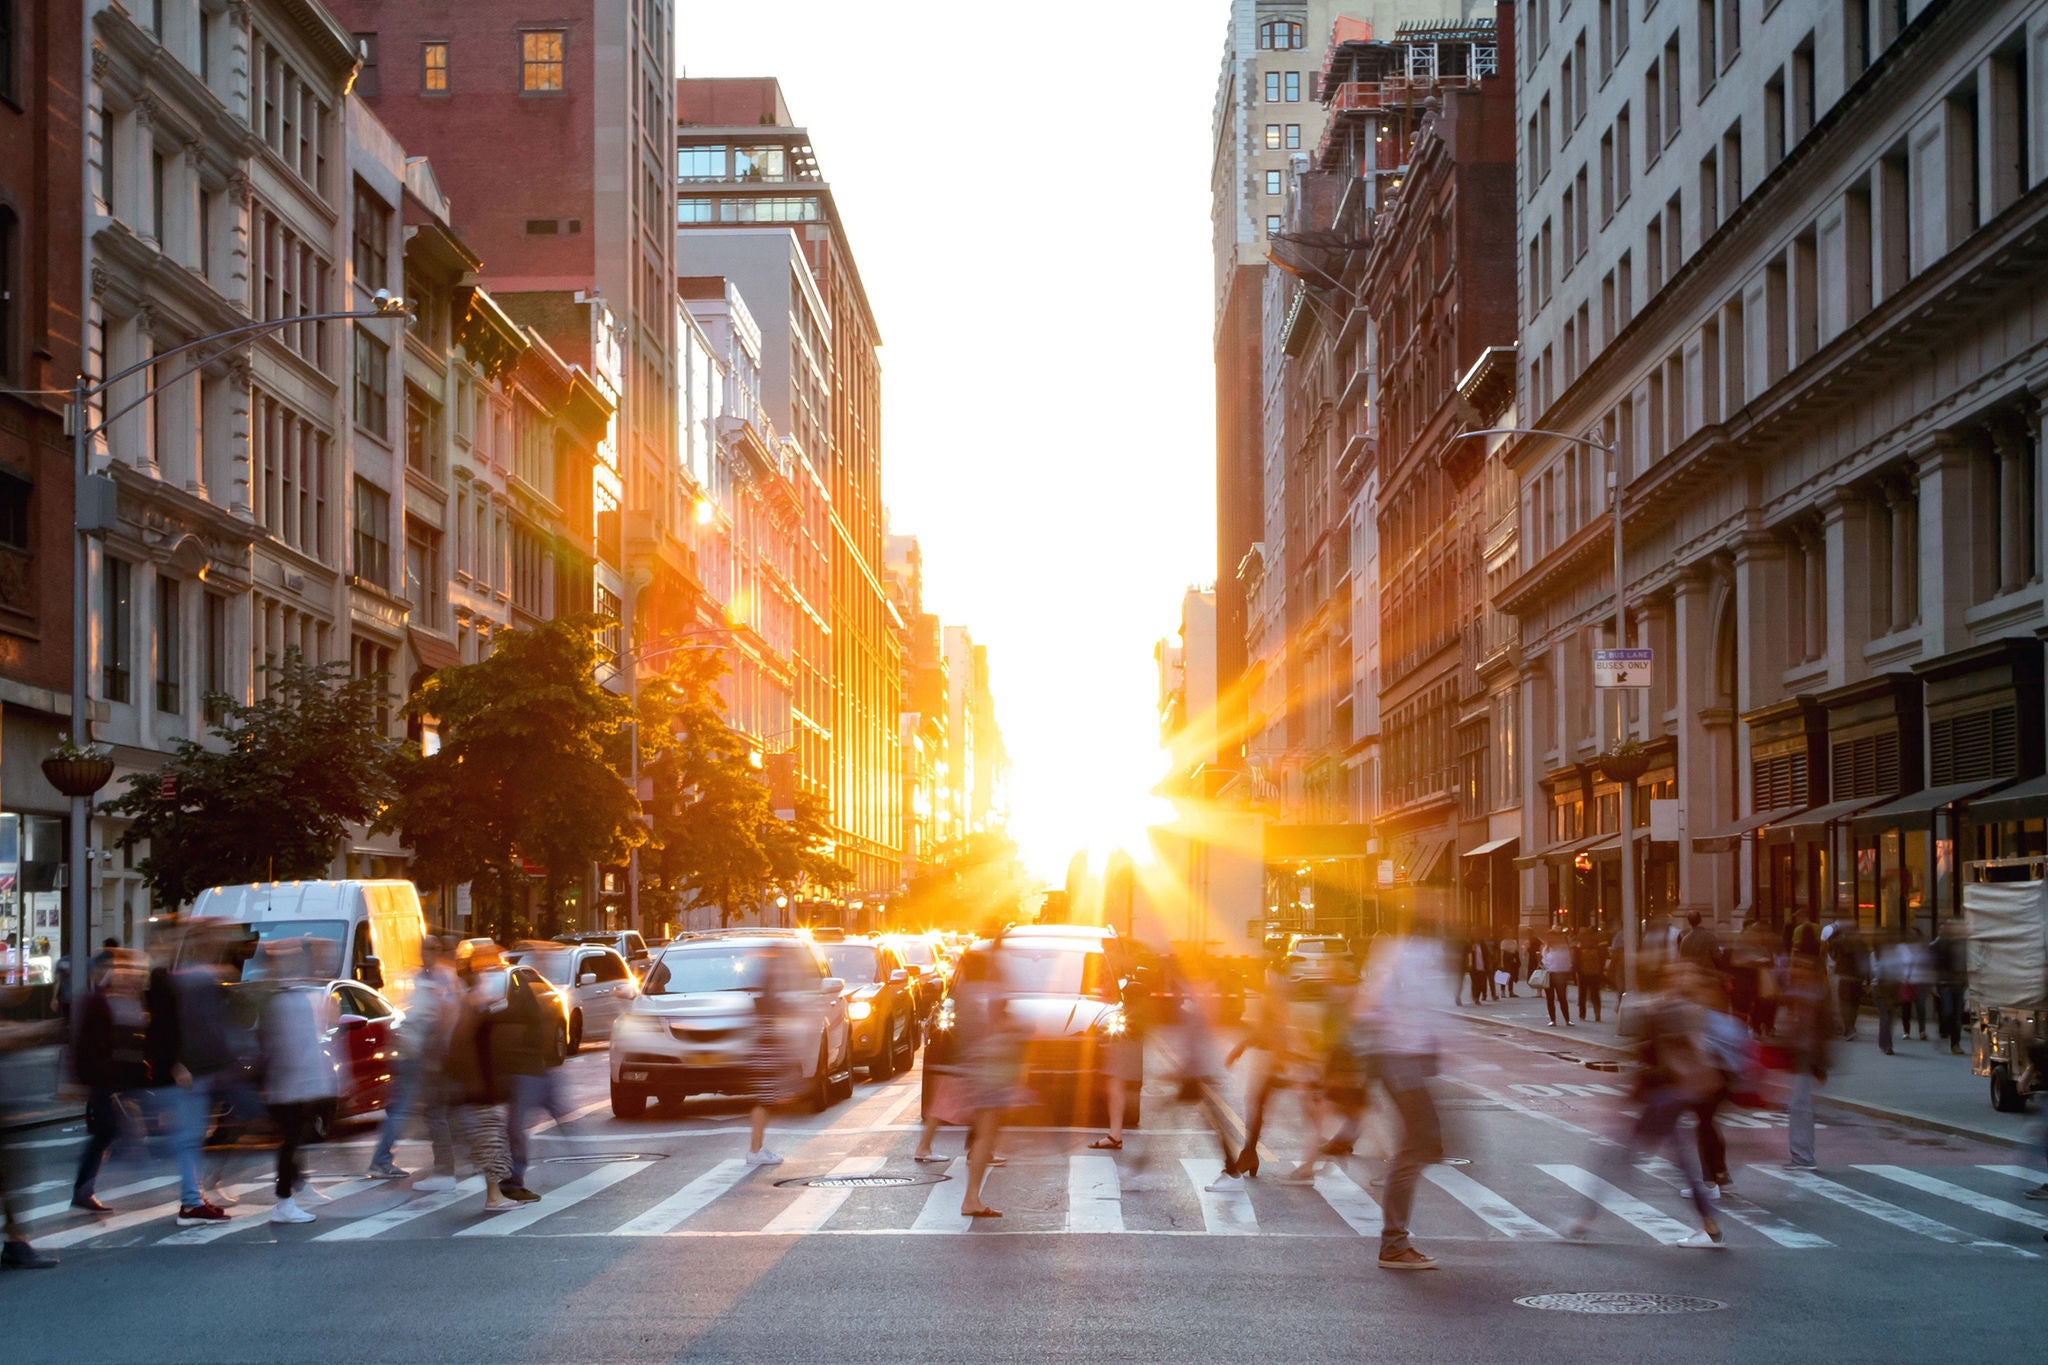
(745, 1148, 783, 1167)
(269, 1197, 315, 1225)
(1676, 1230, 1724, 1249)
(1205, 1173, 1247, 1194)
(293, 1181, 332, 1205)
(414, 1174, 458, 1192)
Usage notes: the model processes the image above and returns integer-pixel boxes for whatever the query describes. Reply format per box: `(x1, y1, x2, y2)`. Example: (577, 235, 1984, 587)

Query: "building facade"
(1509, 0, 2048, 937)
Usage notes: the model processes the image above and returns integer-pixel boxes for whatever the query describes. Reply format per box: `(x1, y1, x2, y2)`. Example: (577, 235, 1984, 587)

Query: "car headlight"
(848, 1000, 873, 1021)
(930, 999, 956, 1033)
(615, 1013, 660, 1036)
(1093, 1006, 1129, 1039)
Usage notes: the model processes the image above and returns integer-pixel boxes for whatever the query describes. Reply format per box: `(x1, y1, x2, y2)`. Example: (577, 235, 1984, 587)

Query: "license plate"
(687, 1054, 722, 1068)
(624, 1070, 650, 1082)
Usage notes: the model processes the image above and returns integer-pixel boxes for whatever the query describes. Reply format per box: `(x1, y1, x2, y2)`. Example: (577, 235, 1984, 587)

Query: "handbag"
(1529, 968, 1551, 990)
(1493, 969, 1511, 987)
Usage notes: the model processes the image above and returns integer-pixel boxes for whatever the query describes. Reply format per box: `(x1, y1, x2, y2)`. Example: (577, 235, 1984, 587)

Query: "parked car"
(921, 933, 1139, 1128)
(882, 933, 951, 1024)
(608, 931, 852, 1117)
(1283, 934, 1352, 986)
(819, 937, 919, 1079)
(555, 931, 652, 979)
(508, 944, 639, 1051)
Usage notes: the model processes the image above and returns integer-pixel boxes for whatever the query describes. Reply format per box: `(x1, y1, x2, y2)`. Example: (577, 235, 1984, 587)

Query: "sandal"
(1088, 1136, 1123, 1150)
(911, 1153, 947, 1164)
(964, 1208, 1003, 1218)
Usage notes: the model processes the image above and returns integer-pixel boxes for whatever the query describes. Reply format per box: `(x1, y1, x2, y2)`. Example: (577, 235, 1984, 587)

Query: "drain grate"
(772, 1173, 947, 1190)
(1516, 1292, 1727, 1315)
(542, 1152, 670, 1165)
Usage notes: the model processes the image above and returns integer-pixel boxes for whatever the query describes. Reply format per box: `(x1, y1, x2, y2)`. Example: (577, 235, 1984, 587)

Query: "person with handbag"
(1539, 933, 1576, 1027)
(1498, 937, 1521, 997)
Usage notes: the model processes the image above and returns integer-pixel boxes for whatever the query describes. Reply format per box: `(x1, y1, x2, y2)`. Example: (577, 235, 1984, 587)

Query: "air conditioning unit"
(284, 573, 305, 593)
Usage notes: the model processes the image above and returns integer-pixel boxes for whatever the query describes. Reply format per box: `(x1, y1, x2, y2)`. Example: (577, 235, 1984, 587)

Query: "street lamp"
(63, 294, 408, 1017)
(1450, 424, 1640, 996)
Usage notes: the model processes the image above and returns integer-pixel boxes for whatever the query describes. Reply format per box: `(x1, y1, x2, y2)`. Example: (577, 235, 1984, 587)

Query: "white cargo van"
(189, 880, 427, 1008)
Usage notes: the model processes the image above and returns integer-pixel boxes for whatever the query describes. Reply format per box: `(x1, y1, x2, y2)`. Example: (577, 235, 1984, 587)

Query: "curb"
(1441, 1006, 2029, 1150)
(0, 1108, 83, 1136)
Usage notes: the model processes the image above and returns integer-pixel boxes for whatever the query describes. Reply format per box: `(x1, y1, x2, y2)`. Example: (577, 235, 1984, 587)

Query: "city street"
(1, 1013, 2039, 1363)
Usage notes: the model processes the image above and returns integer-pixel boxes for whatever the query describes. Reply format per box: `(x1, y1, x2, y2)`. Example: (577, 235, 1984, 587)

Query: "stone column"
(1734, 532, 1790, 713)
(1517, 654, 1548, 927)
(1823, 491, 1871, 683)
(1881, 476, 1918, 633)
(1800, 522, 1827, 664)
(225, 356, 253, 517)
(1672, 567, 1719, 910)
(1991, 413, 2032, 594)
(1915, 433, 1979, 656)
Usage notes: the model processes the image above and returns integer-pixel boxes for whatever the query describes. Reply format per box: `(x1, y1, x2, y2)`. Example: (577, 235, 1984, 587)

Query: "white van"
(189, 880, 428, 1009)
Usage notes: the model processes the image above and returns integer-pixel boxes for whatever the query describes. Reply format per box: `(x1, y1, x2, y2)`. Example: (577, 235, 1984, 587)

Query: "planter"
(42, 756, 115, 798)
(1597, 750, 1651, 786)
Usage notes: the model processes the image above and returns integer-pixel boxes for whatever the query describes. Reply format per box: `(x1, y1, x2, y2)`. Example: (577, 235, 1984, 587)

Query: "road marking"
(1425, 1166, 1557, 1239)
(1977, 1164, 2045, 1185)
(456, 1160, 652, 1238)
(912, 1159, 972, 1233)
(760, 1157, 885, 1235)
(1538, 1164, 1696, 1243)
(874, 1084, 924, 1130)
(612, 1159, 749, 1236)
(34, 1181, 272, 1249)
(1634, 1159, 1832, 1248)
(1180, 1158, 1258, 1235)
(1311, 1165, 1383, 1238)
(19, 1175, 178, 1228)
(1067, 1153, 1124, 1233)
(1752, 1165, 2033, 1255)
(314, 1177, 484, 1242)
(1856, 1165, 2048, 1234)
(159, 1177, 387, 1245)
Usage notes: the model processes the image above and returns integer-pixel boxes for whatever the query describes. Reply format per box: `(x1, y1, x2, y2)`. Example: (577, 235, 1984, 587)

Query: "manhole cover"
(542, 1152, 670, 1165)
(772, 1173, 946, 1189)
(1516, 1292, 1727, 1315)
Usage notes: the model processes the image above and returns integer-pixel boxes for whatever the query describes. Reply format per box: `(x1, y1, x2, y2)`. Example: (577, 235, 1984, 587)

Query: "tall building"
(884, 534, 948, 879)
(0, 0, 83, 966)
(1509, 0, 2048, 937)
(677, 77, 902, 905)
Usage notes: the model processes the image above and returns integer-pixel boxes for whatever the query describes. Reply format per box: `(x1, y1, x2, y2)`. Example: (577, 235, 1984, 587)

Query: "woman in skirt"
(744, 948, 806, 1167)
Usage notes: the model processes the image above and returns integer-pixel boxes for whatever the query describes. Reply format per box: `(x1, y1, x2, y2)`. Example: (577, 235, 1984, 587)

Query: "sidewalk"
(1441, 980, 2043, 1149)
(0, 1044, 79, 1133)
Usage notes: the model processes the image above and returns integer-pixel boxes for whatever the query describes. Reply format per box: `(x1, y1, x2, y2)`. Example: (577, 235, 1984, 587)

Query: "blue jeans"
(371, 1061, 422, 1169)
(1788, 1071, 1817, 1166)
(508, 1071, 571, 1186)
(170, 1075, 216, 1207)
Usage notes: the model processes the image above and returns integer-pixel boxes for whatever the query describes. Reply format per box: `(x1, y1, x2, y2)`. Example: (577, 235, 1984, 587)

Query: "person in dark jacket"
(71, 950, 152, 1211)
(502, 963, 565, 1202)
(447, 943, 524, 1212)
(1930, 921, 1969, 1055)
(147, 922, 241, 1227)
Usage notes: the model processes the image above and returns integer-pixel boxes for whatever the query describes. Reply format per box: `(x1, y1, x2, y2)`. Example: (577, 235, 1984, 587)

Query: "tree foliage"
(900, 828, 1031, 933)
(637, 651, 852, 927)
(385, 617, 642, 939)
(102, 650, 401, 908)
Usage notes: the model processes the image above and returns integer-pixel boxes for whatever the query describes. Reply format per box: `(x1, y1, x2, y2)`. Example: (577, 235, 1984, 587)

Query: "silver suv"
(608, 932, 853, 1117)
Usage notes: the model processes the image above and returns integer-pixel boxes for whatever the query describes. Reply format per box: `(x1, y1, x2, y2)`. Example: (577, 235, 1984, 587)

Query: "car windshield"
(994, 945, 1114, 1000)
(223, 922, 348, 982)
(822, 944, 883, 984)
(642, 947, 771, 996)
(895, 940, 936, 966)
(512, 949, 576, 985)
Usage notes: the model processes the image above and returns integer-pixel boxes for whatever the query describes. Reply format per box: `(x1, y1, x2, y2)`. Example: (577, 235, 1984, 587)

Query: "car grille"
(1022, 1037, 1100, 1076)
(669, 1024, 741, 1043)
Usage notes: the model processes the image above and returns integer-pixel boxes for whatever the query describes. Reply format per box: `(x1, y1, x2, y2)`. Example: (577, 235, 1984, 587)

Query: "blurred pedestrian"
(153, 921, 239, 1227)
(1874, 933, 1905, 1055)
(369, 936, 458, 1183)
(1779, 949, 1832, 1169)
(1222, 959, 1303, 1179)
(1575, 928, 1607, 1023)
(258, 939, 344, 1224)
(1826, 922, 1867, 1040)
(1901, 929, 1933, 1042)
(447, 942, 521, 1212)
(951, 943, 1028, 1216)
(1566, 962, 1725, 1247)
(1540, 933, 1575, 1027)
(1448, 929, 1472, 1007)
(503, 960, 565, 1202)
(1359, 931, 1446, 1270)
(1498, 937, 1521, 997)
(1678, 912, 1723, 969)
(0, 989, 58, 1268)
(71, 949, 151, 1212)
(1931, 919, 1968, 1056)
(1690, 970, 1748, 1196)
(744, 947, 807, 1169)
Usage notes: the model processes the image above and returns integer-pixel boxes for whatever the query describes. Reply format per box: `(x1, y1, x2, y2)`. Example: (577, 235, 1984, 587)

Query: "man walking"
(368, 937, 458, 1182)
(1362, 930, 1445, 1271)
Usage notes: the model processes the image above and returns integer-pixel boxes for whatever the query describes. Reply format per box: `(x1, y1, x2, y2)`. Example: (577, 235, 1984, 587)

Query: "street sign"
(1649, 799, 1681, 842)
(1376, 858, 1395, 889)
(1593, 647, 1653, 688)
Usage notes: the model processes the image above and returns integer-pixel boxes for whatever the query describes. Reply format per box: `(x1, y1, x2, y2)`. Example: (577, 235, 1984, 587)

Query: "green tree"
(102, 650, 401, 909)
(385, 617, 642, 939)
(763, 793, 854, 903)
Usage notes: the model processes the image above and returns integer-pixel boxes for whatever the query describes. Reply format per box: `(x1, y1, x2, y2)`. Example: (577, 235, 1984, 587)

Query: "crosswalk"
(19, 1150, 2047, 1256)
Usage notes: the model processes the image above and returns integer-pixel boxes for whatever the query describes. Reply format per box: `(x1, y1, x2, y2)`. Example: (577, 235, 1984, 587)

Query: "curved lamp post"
(62, 295, 408, 1017)
(1451, 425, 1641, 996)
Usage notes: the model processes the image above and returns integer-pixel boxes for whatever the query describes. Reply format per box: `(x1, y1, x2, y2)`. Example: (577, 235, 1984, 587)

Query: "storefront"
(0, 702, 75, 984)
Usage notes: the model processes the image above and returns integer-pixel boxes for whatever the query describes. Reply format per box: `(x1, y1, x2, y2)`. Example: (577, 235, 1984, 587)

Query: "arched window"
(1258, 20, 1304, 51)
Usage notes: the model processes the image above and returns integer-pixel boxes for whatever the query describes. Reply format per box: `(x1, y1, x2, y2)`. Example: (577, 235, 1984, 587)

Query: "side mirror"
(340, 1014, 369, 1031)
(888, 969, 908, 985)
(820, 976, 845, 995)
(578, 972, 598, 987)
(358, 957, 384, 990)
(612, 984, 633, 998)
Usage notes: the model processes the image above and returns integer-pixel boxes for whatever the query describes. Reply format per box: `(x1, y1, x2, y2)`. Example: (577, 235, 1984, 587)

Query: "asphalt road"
(1, 1014, 2040, 1363)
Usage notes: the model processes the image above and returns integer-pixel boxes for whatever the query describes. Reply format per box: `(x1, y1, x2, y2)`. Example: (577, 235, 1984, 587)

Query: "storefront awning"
(1463, 834, 1520, 859)
(1516, 830, 1615, 868)
(1408, 836, 1452, 884)
(1691, 805, 1802, 854)
(1850, 779, 2014, 831)
(408, 627, 464, 676)
(1967, 773, 2048, 821)
(1779, 795, 1888, 838)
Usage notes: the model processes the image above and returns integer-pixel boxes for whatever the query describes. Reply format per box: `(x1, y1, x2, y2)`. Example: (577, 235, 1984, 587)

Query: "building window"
(422, 41, 448, 93)
(1266, 170, 1282, 195)
(1265, 72, 1280, 102)
(405, 519, 442, 630)
(521, 30, 564, 92)
(1285, 124, 1301, 149)
(352, 179, 390, 291)
(156, 575, 181, 714)
(353, 479, 391, 588)
(676, 197, 714, 224)
(1267, 214, 1282, 234)
(0, 472, 27, 552)
(353, 32, 379, 97)
(1266, 124, 1281, 149)
(677, 145, 725, 181)
(353, 327, 389, 437)
(204, 592, 228, 723)
(404, 382, 442, 481)
(1259, 20, 1304, 50)
(104, 556, 133, 704)
(1284, 71, 1301, 102)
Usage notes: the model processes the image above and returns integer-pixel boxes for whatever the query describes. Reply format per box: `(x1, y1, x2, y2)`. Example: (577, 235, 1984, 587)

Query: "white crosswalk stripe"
(1181, 1158, 1257, 1235)
(1066, 1154, 1124, 1233)
(761, 1157, 885, 1234)
(1312, 1165, 1383, 1238)
(1855, 1165, 2048, 1234)
(35, 1180, 272, 1249)
(611, 1158, 748, 1236)
(1425, 1166, 1556, 1240)
(913, 1159, 973, 1233)
(1636, 1159, 1832, 1249)
(1537, 1163, 1698, 1243)
(19, 1175, 178, 1228)
(160, 1177, 387, 1245)
(456, 1160, 653, 1237)
(1752, 1165, 2035, 1255)
(313, 1177, 485, 1242)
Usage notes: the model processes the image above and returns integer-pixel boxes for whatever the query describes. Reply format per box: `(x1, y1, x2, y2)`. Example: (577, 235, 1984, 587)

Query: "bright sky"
(679, 4, 1222, 881)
